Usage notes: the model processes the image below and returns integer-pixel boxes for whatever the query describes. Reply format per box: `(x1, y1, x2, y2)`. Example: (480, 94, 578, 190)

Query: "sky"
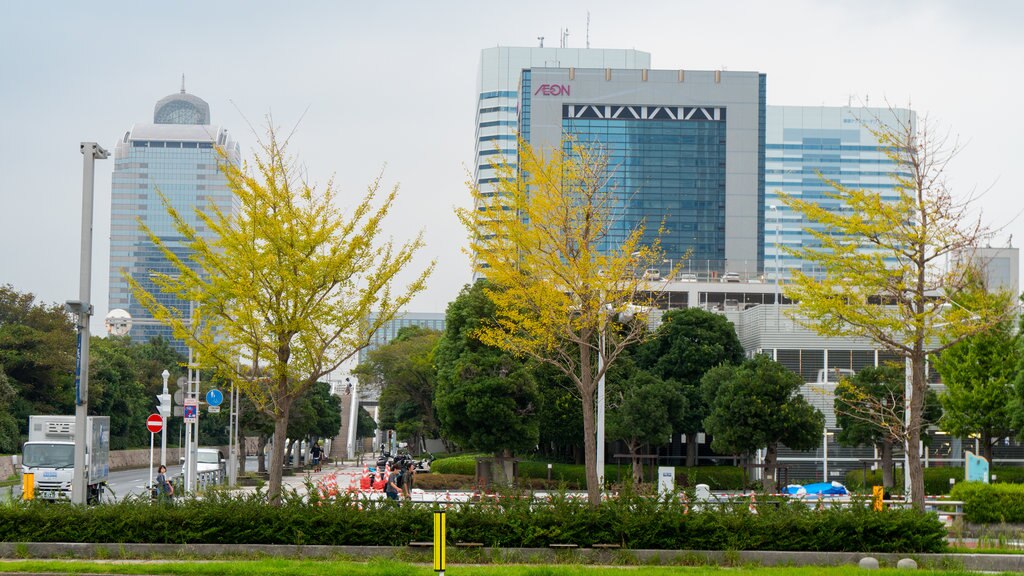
(1, 0, 1022, 335)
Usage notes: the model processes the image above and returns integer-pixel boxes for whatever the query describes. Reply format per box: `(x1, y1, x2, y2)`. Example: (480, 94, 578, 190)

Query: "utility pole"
(69, 142, 108, 505)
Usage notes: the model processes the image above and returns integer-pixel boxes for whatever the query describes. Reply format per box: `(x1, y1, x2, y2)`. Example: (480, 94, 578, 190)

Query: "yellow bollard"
(872, 486, 884, 511)
(433, 510, 446, 575)
(22, 472, 33, 501)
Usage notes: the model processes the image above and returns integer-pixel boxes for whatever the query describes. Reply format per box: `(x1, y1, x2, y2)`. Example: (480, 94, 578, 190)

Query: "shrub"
(846, 466, 1024, 496)
(0, 490, 945, 553)
(950, 482, 1024, 524)
(431, 456, 745, 490)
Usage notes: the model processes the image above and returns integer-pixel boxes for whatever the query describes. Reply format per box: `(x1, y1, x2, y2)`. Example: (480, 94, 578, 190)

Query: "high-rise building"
(108, 85, 240, 352)
(358, 312, 446, 363)
(475, 47, 651, 196)
(764, 106, 914, 282)
(519, 67, 766, 278)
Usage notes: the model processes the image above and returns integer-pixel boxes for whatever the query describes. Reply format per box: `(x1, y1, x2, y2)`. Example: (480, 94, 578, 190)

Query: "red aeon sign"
(146, 413, 163, 433)
(534, 84, 571, 96)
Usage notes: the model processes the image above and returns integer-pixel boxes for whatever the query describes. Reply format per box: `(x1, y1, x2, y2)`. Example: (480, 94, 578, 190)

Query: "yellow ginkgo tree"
(781, 112, 1005, 510)
(457, 137, 666, 505)
(128, 126, 433, 503)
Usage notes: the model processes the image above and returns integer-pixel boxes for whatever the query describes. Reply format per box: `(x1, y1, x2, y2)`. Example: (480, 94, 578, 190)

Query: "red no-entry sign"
(146, 413, 163, 434)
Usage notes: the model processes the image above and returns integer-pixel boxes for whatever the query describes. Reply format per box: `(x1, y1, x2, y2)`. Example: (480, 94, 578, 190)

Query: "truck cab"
(22, 415, 109, 503)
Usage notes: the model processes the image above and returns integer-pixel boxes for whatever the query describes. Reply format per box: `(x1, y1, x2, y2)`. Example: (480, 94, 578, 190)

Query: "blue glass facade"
(108, 91, 239, 353)
(764, 106, 913, 281)
(560, 117, 727, 264)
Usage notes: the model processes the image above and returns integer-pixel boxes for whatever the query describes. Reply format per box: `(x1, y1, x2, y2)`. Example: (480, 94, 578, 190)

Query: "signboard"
(208, 405, 221, 413)
(658, 466, 675, 497)
(183, 397, 198, 424)
(966, 450, 990, 483)
(206, 389, 223, 407)
(146, 413, 163, 433)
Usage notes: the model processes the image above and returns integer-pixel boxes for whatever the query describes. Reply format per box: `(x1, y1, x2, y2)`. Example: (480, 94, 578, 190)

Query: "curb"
(0, 543, 1020, 571)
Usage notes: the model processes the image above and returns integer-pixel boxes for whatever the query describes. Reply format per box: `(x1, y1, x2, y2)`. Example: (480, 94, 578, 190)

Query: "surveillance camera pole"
(70, 142, 109, 505)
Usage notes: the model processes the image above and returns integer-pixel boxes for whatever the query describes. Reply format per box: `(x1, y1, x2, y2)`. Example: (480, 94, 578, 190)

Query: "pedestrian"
(155, 465, 173, 502)
(310, 442, 323, 473)
(402, 462, 415, 500)
(385, 467, 402, 502)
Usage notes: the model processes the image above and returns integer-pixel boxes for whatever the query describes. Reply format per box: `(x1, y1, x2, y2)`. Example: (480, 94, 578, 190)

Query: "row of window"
(131, 141, 214, 149)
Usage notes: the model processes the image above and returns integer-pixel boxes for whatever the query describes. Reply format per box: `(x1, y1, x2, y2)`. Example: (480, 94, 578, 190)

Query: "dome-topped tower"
(153, 76, 210, 125)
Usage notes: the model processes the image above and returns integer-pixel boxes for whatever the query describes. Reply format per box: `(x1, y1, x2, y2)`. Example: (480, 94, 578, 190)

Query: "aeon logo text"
(534, 84, 571, 96)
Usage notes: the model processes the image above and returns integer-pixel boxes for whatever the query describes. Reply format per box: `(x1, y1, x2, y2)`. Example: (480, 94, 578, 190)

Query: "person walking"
(385, 467, 402, 502)
(155, 465, 173, 502)
(310, 442, 323, 473)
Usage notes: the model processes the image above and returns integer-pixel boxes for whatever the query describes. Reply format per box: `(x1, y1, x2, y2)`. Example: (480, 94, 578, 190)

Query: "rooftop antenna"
(180, 74, 186, 94)
(561, 28, 570, 48)
(586, 11, 590, 48)
(538, 36, 544, 48)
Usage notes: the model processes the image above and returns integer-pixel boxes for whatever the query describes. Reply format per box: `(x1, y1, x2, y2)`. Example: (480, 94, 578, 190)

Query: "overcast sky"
(2, 1, 1022, 335)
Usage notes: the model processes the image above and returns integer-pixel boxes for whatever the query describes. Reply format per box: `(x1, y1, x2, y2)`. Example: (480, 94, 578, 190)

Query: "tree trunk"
(686, 436, 698, 468)
(628, 440, 642, 486)
(580, 340, 600, 506)
(257, 435, 268, 473)
(268, 401, 291, 506)
(982, 431, 994, 466)
(762, 443, 777, 493)
(239, 438, 247, 475)
(880, 439, 894, 489)
(907, 352, 926, 510)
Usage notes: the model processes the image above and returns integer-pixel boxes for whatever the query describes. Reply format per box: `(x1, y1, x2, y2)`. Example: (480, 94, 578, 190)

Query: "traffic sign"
(183, 400, 198, 424)
(206, 389, 223, 407)
(146, 413, 163, 433)
(208, 405, 221, 413)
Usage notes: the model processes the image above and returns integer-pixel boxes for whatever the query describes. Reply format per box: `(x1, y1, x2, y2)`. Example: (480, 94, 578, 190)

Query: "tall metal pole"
(184, 347, 193, 492)
(347, 377, 359, 460)
(596, 328, 605, 491)
(71, 142, 108, 505)
(160, 369, 169, 467)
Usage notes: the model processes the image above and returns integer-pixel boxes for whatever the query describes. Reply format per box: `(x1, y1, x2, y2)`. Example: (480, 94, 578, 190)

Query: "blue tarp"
(785, 481, 848, 496)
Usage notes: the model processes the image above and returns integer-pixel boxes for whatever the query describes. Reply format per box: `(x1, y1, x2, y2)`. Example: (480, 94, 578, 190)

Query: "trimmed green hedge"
(950, 482, 1024, 524)
(0, 491, 945, 552)
(845, 466, 1024, 496)
(432, 455, 745, 490)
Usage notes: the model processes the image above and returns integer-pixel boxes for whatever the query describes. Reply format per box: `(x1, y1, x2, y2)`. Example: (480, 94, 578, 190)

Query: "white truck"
(22, 415, 110, 503)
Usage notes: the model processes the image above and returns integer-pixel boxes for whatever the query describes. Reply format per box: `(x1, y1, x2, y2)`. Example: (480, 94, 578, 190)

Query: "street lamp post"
(160, 369, 170, 467)
(68, 142, 109, 505)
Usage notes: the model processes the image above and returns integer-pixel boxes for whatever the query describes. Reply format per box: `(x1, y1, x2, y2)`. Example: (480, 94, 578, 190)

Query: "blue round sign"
(206, 389, 224, 407)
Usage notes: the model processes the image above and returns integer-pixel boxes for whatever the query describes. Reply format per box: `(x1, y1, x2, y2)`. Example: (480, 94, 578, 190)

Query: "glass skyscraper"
(108, 87, 240, 352)
(520, 67, 766, 279)
(764, 106, 914, 281)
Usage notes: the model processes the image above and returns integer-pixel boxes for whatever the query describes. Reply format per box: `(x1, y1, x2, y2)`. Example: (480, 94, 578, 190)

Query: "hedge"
(845, 466, 1024, 496)
(432, 455, 745, 490)
(950, 482, 1024, 524)
(0, 491, 946, 553)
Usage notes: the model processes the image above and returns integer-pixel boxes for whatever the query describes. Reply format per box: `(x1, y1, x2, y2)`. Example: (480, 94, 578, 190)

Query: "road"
(1, 457, 265, 502)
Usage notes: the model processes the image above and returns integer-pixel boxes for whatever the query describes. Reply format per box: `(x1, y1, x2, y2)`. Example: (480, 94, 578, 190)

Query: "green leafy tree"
(354, 326, 441, 452)
(128, 127, 433, 503)
(834, 365, 941, 488)
(434, 282, 540, 457)
(637, 308, 744, 466)
(0, 367, 20, 453)
(606, 359, 686, 485)
(0, 285, 75, 430)
(702, 355, 824, 491)
(935, 304, 1018, 464)
(88, 336, 150, 449)
(356, 406, 377, 442)
(535, 364, 584, 463)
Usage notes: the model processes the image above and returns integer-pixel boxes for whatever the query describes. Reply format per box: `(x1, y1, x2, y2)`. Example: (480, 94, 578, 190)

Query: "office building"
(520, 67, 766, 277)
(951, 245, 1019, 297)
(358, 312, 446, 364)
(108, 85, 240, 353)
(764, 106, 914, 282)
(475, 46, 650, 195)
